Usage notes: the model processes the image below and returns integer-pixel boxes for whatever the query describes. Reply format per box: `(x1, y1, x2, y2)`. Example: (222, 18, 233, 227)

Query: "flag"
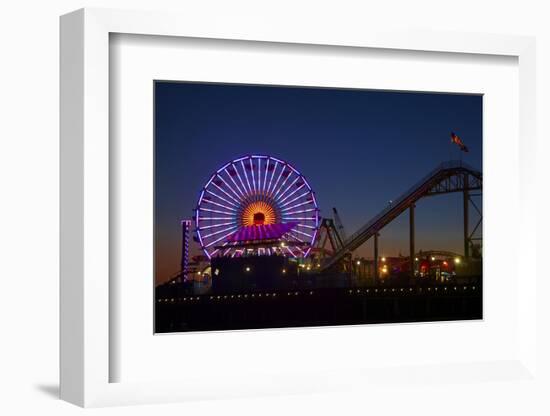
(450, 132, 469, 152)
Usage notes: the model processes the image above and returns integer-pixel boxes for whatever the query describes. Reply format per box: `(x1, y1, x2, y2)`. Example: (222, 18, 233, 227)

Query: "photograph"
(154, 81, 483, 332)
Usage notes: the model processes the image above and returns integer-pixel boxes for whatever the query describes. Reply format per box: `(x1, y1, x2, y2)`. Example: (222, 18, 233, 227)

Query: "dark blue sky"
(155, 82, 482, 283)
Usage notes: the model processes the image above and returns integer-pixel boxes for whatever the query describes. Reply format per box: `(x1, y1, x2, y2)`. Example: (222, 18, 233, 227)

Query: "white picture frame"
(60, 8, 538, 408)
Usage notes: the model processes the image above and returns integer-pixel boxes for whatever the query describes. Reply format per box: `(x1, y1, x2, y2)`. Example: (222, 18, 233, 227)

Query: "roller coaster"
(156, 160, 483, 331)
(318, 160, 482, 275)
(163, 159, 482, 287)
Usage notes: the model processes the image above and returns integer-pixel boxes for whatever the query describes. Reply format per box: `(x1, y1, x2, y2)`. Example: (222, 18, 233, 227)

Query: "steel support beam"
(463, 173, 470, 260)
(409, 204, 415, 278)
(374, 232, 379, 284)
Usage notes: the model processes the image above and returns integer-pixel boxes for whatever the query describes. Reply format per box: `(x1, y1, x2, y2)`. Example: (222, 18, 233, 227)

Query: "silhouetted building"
(211, 256, 298, 293)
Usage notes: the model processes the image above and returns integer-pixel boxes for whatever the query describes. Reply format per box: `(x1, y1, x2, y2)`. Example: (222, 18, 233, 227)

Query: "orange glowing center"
(242, 201, 276, 226)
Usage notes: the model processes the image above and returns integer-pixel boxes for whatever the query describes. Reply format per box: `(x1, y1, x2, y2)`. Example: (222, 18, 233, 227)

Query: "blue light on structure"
(194, 155, 320, 259)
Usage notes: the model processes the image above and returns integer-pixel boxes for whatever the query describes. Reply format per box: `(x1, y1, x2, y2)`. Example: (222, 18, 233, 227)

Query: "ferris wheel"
(194, 155, 320, 259)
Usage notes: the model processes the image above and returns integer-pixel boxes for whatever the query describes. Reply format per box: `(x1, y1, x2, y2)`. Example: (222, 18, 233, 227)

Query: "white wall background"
(0, 1, 548, 414)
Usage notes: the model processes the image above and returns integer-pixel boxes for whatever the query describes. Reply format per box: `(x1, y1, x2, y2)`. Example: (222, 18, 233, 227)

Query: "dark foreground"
(155, 281, 482, 333)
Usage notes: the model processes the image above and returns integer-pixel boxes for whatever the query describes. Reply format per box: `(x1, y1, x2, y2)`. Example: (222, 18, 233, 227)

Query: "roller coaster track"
(321, 160, 482, 271)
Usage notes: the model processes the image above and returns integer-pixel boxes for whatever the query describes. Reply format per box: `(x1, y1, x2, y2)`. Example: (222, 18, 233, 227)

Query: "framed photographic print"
(153, 81, 483, 333)
(60, 8, 538, 408)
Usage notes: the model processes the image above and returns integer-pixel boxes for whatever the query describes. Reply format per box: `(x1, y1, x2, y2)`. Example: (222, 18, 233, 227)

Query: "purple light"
(205, 190, 238, 208)
(295, 223, 317, 229)
(216, 162, 231, 173)
(215, 174, 243, 200)
(199, 207, 235, 216)
(283, 209, 317, 218)
(273, 171, 292, 199)
(204, 175, 216, 188)
(240, 160, 253, 194)
(250, 158, 257, 193)
(263, 159, 270, 193)
(198, 221, 235, 230)
(282, 200, 314, 212)
(275, 176, 300, 200)
(279, 188, 308, 207)
(266, 160, 278, 195)
(211, 182, 240, 205)
(229, 222, 298, 243)
(257, 158, 262, 193)
(202, 199, 236, 212)
(285, 246, 297, 258)
(286, 162, 300, 175)
(201, 224, 238, 240)
(268, 163, 285, 197)
(231, 163, 249, 197)
(292, 228, 313, 239)
(205, 228, 239, 248)
(195, 155, 320, 258)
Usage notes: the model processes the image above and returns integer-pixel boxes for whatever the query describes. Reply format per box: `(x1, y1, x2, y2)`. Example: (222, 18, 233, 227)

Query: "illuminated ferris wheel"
(194, 155, 320, 259)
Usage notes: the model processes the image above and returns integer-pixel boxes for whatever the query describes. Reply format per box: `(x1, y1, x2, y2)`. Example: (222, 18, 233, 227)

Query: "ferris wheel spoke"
(266, 161, 281, 196)
(200, 207, 235, 216)
(214, 174, 243, 202)
(272, 171, 293, 200)
(279, 188, 308, 207)
(275, 176, 300, 201)
(263, 159, 270, 195)
(281, 200, 314, 213)
(285, 237, 305, 254)
(222, 168, 246, 199)
(201, 224, 238, 240)
(285, 232, 302, 243)
(231, 163, 250, 198)
(249, 158, 257, 194)
(291, 228, 313, 239)
(268, 163, 286, 198)
(272, 174, 292, 200)
(240, 160, 253, 195)
(294, 246, 305, 254)
(295, 223, 317, 229)
(202, 199, 237, 212)
(198, 221, 235, 230)
(211, 181, 241, 205)
(205, 189, 239, 208)
(257, 158, 262, 194)
(218, 171, 246, 201)
(204, 227, 239, 247)
(284, 246, 297, 258)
